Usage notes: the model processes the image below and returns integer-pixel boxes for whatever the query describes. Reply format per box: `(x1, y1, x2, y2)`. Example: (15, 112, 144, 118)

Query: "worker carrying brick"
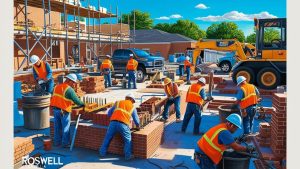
(234, 76, 262, 135)
(126, 54, 138, 89)
(184, 56, 193, 85)
(100, 55, 114, 88)
(194, 114, 255, 169)
(30, 55, 54, 94)
(181, 77, 212, 135)
(99, 93, 140, 160)
(50, 73, 85, 148)
(161, 78, 181, 123)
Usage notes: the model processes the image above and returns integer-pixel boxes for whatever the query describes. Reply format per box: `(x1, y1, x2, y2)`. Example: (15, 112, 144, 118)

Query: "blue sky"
(78, 0, 286, 36)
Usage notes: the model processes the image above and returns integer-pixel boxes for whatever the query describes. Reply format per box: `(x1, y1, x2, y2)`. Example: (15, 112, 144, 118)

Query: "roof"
(130, 29, 196, 43)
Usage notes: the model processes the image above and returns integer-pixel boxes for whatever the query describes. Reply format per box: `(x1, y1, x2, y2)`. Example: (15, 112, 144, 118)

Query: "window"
(142, 48, 150, 54)
(134, 49, 150, 58)
(155, 51, 161, 56)
(263, 27, 282, 48)
(174, 53, 185, 58)
(186, 50, 194, 57)
(113, 49, 124, 58)
(123, 50, 134, 59)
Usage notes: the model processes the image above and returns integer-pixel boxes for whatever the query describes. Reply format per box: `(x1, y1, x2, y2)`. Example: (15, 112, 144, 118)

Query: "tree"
(154, 20, 206, 40)
(206, 22, 245, 42)
(120, 10, 153, 30)
(246, 32, 256, 43)
(245, 28, 281, 43)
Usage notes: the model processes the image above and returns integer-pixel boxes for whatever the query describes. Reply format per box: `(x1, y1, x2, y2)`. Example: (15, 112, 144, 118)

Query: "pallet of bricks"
(79, 76, 105, 93)
(140, 97, 175, 118)
(14, 137, 35, 165)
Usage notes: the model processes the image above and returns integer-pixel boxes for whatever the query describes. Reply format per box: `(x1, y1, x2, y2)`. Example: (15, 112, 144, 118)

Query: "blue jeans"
(243, 105, 257, 134)
(194, 151, 216, 169)
(162, 96, 181, 119)
(53, 108, 71, 146)
(103, 69, 112, 88)
(128, 71, 137, 89)
(179, 65, 184, 77)
(99, 121, 132, 159)
(186, 67, 191, 82)
(181, 103, 202, 134)
(40, 78, 54, 94)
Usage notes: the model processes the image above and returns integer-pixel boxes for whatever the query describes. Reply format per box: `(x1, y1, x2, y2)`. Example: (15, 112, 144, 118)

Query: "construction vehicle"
(192, 39, 256, 73)
(231, 18, 286, 89)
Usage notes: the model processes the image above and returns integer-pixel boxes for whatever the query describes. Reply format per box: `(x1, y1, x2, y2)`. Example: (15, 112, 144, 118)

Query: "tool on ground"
(70, 114, 81, 151)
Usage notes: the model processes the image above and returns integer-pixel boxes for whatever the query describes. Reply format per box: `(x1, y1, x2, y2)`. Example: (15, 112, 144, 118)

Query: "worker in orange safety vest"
(100, 55, 114, 88)
(184, 56, 193, 85)
(126, 54, 138, 89)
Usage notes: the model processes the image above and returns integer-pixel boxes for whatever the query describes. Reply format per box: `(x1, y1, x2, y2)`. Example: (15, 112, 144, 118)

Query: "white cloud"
(170, 14, 183, 19)
(156, 16, 170, 20)
(195, 3, 209, 9)
(195, 11, 277, 22)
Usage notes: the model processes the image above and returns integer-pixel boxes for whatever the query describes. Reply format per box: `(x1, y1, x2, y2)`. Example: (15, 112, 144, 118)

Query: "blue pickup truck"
(111, 48, 165, 82)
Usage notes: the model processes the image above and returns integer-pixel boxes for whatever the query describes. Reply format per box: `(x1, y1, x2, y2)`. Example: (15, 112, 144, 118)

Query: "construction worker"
(100, 55, 114, 88)
(30, 55, 54, 93)
(181, 77, 211, 135)
(178, 56, 185, 77)
(99, 93, 140, 160)
(194, 114, 255, 169)
(161, 78, 181, 123)
(184, 56, 193, 85)
(235, 76, 261, 135)
(126, 54, 138, 89)
(50, 73, 85, 148)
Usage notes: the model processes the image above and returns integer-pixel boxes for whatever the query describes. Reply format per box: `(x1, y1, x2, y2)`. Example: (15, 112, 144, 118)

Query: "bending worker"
(100, 55, 114, 88)
(99, 93, 140, 160)
(184, 56, 193, 85)
(181, 77, 212, 135)
(194, 114, 255, 169)
(50, 74, 85, 148)
(30, 55, 54, 93)
(126, 54, 138, 89)
(235, 76, 261, 135)
(161, 78, 181, 123)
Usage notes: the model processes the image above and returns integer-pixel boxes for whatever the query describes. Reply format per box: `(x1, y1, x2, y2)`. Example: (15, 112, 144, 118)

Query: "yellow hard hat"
(164, 78, 172, 85)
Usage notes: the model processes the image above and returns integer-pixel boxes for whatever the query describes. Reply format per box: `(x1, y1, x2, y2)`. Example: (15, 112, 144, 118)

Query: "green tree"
(245, 28, 280, 43)
(154, 20, 206, 40)
(120, 10, 153, 30)
(206, 22, 245, 42)
(246, 32, 256, 43)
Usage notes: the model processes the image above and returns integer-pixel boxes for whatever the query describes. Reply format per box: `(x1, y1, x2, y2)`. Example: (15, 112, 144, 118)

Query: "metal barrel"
(22, 92, 51, 129)
(218, 105, 240, 123)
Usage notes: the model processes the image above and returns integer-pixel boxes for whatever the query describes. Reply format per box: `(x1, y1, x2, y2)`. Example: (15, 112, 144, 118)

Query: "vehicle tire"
(232, 66, 255, 84)
(136, 67, 146, 83)
(219, 61, 232, 73)
(256, 67, 281, 89)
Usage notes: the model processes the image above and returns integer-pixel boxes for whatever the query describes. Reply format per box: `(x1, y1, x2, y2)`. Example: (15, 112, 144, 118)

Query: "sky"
(77, 0, 286, 36)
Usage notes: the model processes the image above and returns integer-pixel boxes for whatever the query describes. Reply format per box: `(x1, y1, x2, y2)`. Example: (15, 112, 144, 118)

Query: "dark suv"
(111, 48, 165, 82)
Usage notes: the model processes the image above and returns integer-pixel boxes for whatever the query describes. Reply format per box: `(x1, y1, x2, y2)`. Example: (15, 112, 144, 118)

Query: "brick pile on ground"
(207, 99, 236, 111)
(79, 76, 105, 93)
(140, 97, 162, 116)
(71, 103, 112, 121)
(130, 111, 151, 128)
(271, 93, 286, 159)
(254, 160, 282, 169)
(256, 122, 271, 147)
(74, 83, 86, 98)
(93, 111, 110, 126)
(14, 137, 35, 164)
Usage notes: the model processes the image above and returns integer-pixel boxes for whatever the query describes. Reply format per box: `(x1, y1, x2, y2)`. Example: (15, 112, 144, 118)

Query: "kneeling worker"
(50, 74, 85, 148)
(194, 114, 255, 169)
(99, 93, 140, 160)
(161, 78, 181, 122)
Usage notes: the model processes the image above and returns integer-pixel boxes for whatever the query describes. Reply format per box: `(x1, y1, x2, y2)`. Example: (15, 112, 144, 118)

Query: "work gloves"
(246, 145, 256, 153)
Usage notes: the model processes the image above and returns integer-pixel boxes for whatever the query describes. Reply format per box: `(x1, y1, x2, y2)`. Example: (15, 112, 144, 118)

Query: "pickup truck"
(111, 48, 165, 83)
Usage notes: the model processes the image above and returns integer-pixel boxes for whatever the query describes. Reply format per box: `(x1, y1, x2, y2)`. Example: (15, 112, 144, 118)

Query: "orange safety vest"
(186, 83, 204, 106)
(100, 59, 112, 70)
(165, 83, 179, 98)
(50, 83, 73, 113)
(198, 123, 228, 164)
(184, 60, 192, 70)
(126, 59, 138, 71)
(110, 100, 134, 125)
(33, 61, 47, 79)
(239, 83, 258, 109)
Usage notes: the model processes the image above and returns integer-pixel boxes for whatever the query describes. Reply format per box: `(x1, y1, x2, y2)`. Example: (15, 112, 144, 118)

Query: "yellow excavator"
(192, 18, 286, 89)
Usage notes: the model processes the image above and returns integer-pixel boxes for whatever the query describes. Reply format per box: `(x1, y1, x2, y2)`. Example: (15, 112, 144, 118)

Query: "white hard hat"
(129, 54, 134, 57)
(198, 77, 206, 84)
(125, 93, 135, 102)
(185, 56, 190, 61)
(30, 55, 40, 64)
(66, 73, 78, 83)
(236, 76, 246, 86)
(106, 55, 111, 58)
(226, 113, 242, 129)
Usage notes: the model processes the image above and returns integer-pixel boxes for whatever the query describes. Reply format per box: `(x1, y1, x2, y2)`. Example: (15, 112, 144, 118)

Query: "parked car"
(111, 48, 165, 83)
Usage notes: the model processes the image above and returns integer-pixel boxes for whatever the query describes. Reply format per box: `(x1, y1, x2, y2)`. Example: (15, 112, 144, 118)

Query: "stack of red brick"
(93, 111, 110, 126)
(207, 99, 236, 111)
(14, 137, 35, 164)
(140, 97, 162, 116)
(79, 76, 105, 93)
(74, 83, 86, 98)
(257, 122, 271, 147)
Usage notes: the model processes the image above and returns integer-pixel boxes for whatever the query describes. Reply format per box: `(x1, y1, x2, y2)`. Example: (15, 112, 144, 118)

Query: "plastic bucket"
(43, 139, 52, 151)
(217, 150, 250, 169)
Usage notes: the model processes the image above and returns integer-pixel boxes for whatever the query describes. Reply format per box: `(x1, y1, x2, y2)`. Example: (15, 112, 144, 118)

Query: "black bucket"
(22, 91, 51, 129)
(218, 105, 240, 123)
(217, 151, 250, 169)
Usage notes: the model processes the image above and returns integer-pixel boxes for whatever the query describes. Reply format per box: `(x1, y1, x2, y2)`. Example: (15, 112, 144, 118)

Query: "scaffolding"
(14, 0, 131, 73)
